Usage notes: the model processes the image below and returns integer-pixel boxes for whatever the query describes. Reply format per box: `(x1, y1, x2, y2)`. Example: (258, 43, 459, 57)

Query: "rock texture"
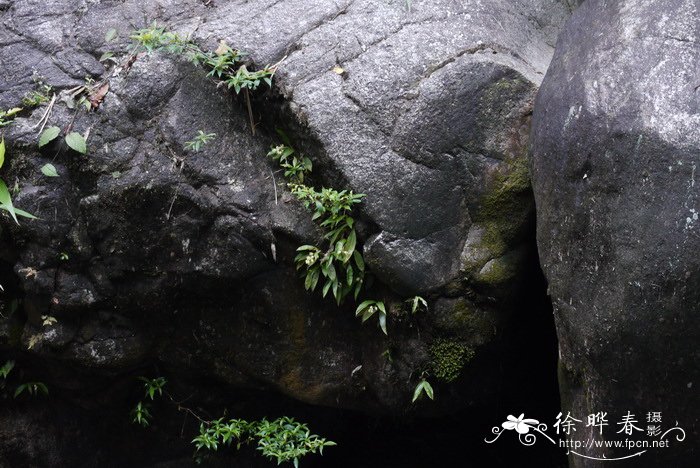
(1, 0, 575, 466)
(532, 0, 700, 466)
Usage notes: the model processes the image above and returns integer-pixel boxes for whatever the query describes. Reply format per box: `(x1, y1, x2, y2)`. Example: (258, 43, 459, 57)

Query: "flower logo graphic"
(502, 414, 540, 434)
(485, 413, 555, 446)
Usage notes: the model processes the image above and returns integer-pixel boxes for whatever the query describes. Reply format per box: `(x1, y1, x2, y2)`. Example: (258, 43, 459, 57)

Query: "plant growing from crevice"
(268, 140, 390, 333)
(184, 131, 216, 152)
(130, 23, 278, 134)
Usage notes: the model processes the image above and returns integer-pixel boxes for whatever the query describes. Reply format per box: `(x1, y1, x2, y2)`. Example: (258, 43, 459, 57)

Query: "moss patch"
(429, 339, 474, 383)
(476, 156, 533, 249)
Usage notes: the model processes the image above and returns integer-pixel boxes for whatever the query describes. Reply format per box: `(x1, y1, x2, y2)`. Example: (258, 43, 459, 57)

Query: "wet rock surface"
(531, 0, 700, 466)
(0, 0, 577, 466)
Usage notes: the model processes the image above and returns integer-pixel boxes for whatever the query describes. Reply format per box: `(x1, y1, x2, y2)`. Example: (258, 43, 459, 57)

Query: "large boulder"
(532, 0, 700, 466)
(1, 0, 575, 465)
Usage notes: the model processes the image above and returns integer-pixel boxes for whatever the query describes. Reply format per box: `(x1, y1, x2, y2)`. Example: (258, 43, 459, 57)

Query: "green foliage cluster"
(1, 360, 49, 399)
(355, 300, 387, 335)
(268, 143, 367, 306)
(268, 144, 313, 184)
(131, 376, 167, 427)
(268, 141, 392, 333)
(0, 107, 22, 127)
(130, 23, 275, 95)
(193, 416, 335, 467)
(22, 80, 52, 108)
(14, 381, 49, 398)
(429, 339, 474, 383)
(184, 131, 216, 152)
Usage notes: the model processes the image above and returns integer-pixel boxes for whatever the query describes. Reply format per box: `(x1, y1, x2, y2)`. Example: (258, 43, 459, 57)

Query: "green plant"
(22, 88, 52, 107)
(132, 401, 152, 427)
(406, 295, 428, 314)
(0, 360, 14, 379)
(193, 416, 335, 467)
(65, 132, 87, 154)
(268, 140, 389, 333)
(291, 186, 366, 305)
(139, 376, 167, 400)
(192, 418, 254, 451)
(355, 300, 387, 335)
(268, 144, 312, 184)
(40, 163, 58, 177)
(429, 339, 473, 383)
(130, 23, 193, 55)
(14, 381, 48, 398)
(0, 107, 22, 127)
(38, 126, 87, 154)
(59, 252, 69, 261)
(130, 376, 165, 427)
(130, 23, 277, 134)
(184, 131, 216, 152)
(0, 138, 37, 224)
(412, 378, 434, 403)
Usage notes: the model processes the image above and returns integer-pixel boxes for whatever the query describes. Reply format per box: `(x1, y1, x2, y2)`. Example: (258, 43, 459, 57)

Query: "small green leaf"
(40, 163, 58, 177)
(39, 126, 61, 148)
(65, 132, 87, 154)
(0, 138, 5, 169)
(412, 382, 423, 403)
(99, 52, 114, 62)
(353, 250, 364, 271)
(424, 380, 434, 400)
(378, 312, 387, 335)
(322, 280, 332, 298)
(105, 28, 118, 42)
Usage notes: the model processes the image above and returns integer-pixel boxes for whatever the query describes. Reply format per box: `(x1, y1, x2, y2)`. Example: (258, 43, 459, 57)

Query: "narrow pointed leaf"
(0, 180, 18, 224)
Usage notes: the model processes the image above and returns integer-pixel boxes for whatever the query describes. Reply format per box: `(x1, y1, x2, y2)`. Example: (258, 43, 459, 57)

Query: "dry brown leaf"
(89, 82, 110, 109)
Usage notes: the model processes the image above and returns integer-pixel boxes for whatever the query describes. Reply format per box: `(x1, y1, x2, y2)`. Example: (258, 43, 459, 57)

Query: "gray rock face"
(531, 1, 700, 466)
(0, 0, 574, 465)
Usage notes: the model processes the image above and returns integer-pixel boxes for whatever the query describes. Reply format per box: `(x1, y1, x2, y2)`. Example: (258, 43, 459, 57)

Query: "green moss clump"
(476, 156, 533, 248)
(429, 339, 475, 383)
